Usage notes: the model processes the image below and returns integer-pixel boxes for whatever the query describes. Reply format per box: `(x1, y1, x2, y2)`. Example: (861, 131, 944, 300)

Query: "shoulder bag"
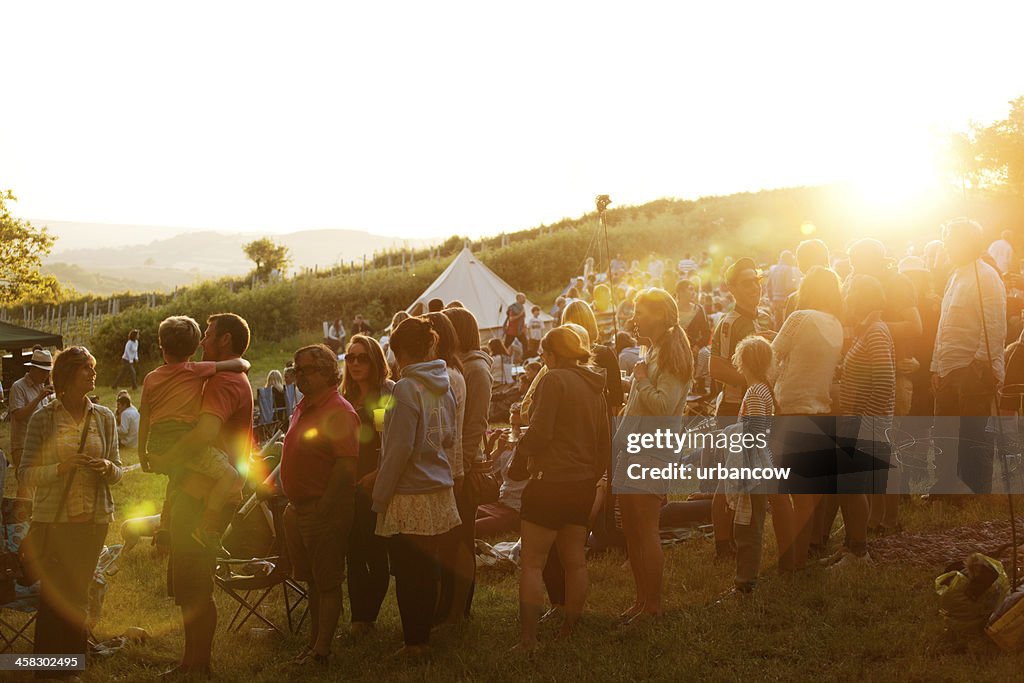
(17, 412, 93, 587)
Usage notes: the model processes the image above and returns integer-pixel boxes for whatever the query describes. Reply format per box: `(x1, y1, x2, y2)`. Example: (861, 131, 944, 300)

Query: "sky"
(3, 1, 1024, 242)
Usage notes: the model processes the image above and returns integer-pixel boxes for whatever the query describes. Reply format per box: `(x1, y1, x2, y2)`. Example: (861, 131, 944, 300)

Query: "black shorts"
(520, 479, 596, 531)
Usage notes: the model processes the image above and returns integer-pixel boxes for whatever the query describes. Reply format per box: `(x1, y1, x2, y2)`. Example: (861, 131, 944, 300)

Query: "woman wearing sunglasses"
(340, 335, 395, 636)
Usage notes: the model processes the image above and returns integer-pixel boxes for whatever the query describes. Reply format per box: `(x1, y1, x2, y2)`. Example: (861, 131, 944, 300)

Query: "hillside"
(42, 262, 207, 297)
(39, 223, 436, 293)
(16, 181, 1023, 369)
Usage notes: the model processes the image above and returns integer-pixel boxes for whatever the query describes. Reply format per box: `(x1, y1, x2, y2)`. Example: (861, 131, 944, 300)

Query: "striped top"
(739, 382, 775, 417)
(839, 321, 895, 416)
(739, 382, 774, 443)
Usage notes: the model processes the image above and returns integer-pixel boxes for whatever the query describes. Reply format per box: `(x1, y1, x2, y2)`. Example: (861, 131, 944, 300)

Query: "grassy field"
(3, 339, 1024, 681)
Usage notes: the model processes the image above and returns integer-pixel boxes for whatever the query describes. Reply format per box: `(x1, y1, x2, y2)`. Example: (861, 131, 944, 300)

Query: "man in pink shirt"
(158, 313, 254, 679)
(280, 343, 359, 666)
(140, 315, 249, 552)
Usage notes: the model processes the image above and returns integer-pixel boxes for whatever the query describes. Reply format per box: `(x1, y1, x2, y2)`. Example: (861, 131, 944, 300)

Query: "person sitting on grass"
(475, 430, 525, 537)
(487, 338, 512, 385)
(139, 315, 250, 553)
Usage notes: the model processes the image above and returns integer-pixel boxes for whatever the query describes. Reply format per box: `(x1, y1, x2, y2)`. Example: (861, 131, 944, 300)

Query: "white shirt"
(328, 323, 346, 342)
(10, 374, 49, 453)
(122, 339, 139, 363)
(772, 310, 844, 414)
(988, 239, 1014, 274)
(489, 354, 512, 385)
(509, 338, 524, 364)
(677, 258, 698, 274)
(118, 405, 140, 448)
(648, 260, 664, 280)
(527, 315, 544, 341)
(932, 260, 1006, 382)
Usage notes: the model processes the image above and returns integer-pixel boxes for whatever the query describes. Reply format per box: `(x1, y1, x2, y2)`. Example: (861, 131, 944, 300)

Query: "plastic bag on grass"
(475, 539, 520, 569)
(935, 553, 1009, 633)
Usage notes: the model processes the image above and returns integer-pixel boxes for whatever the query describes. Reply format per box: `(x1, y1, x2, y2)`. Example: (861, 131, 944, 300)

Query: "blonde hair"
(561, 322, 591, 350)
(266, 369, 285, 392)
(158, 315, 202, 359)
(561, 299, 600, 346)
(541, 327, 590, 363)
(797, 266, 843, 318)
(732, 335, 773, 385)
(634, 288, 693, 384)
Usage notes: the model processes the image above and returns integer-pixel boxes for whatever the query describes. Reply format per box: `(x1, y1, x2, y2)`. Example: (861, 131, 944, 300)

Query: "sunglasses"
(293, 364, 320, 376)
(345, 353, 372, 365)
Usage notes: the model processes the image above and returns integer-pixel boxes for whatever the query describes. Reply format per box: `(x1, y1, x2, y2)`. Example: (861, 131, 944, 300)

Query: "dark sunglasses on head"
(345, 353, 372, 365)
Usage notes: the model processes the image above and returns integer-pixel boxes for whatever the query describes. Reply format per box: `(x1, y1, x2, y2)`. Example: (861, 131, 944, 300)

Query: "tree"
(978, 96, 1024, 197)
(949, 96, 1024, 199)
(243, 237, 291, 278)
(0, 189, 59, 305)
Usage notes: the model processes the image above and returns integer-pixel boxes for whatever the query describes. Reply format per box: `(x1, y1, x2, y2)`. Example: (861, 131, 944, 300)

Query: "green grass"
(4, 341, 1024, 681)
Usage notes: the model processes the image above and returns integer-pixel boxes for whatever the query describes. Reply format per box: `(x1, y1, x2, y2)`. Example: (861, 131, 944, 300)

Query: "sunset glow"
(2, 1, 1023, 240)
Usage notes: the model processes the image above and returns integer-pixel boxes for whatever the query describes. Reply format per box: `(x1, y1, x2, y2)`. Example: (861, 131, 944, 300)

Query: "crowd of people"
(4, 216, 1023, 674)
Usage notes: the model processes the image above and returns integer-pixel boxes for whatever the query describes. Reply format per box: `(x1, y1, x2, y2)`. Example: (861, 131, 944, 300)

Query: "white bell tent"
(407, 248, 552, 336)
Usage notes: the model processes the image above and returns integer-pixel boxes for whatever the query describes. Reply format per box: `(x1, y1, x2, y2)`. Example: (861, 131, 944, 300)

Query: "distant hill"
(41, 220, 186, 253)
(40, 223, 433, 294)
(42, 262, 207, 297)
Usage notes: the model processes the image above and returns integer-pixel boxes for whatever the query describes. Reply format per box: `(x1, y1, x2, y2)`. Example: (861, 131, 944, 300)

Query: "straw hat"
(24, 348, 52, 371)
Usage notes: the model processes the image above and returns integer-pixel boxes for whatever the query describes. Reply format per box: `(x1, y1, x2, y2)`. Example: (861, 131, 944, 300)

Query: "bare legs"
(838, 494, 869, 556)
(620, 494, 664, 618)
(518, 520, 589, 650)
(767, 494, 796, 572)
(791, 493, 822, 570)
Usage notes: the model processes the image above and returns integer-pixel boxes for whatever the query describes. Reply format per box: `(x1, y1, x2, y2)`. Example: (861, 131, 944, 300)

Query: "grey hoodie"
(460, 350, 493, 465)
(371, 360, 458, 513)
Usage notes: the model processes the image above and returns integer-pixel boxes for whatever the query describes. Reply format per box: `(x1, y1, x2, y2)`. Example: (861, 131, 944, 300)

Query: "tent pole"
(596, 195, 616, 339)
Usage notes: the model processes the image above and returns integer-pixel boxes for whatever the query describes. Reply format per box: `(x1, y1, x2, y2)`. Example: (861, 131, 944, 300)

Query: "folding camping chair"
(284, 384, 300, 418)
(1, 498, 36, 652)
(254, 388, 288, 444)
(215, 491, 308, 637)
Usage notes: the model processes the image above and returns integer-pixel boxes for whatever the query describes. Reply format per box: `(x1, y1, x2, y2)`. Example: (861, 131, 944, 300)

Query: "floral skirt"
(375, 488, 461, 537)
